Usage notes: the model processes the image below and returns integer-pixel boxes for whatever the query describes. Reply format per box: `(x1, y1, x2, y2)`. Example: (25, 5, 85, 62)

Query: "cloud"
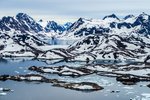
(0, 0, 150, 23)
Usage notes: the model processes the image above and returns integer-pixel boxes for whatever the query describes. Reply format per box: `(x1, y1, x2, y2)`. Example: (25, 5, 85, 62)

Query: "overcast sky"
(0, 0, 150, 23)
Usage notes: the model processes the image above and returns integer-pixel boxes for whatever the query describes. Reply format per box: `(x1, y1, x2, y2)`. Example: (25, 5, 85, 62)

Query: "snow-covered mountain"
(0, 13, 50, 57)
(16, 13, 44, 33)
(63, 13, 150, 62)
(1, 12, 150, 62)
(44, 21, 72, 33)
(0, 13, 44, 33)
(103, 14, 120, 22)
(68, 32, 150, 62)
(0, 13, 72, 36)
(64, 13, 150, 38)
(0, 13, 74, 58)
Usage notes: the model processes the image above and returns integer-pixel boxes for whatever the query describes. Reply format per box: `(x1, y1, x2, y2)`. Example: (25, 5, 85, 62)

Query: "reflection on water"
(0, 57, 150, 100)
(0, 58, 8, 64)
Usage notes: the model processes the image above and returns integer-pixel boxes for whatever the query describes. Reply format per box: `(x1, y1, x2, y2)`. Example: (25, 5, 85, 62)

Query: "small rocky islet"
(1, 62, 150, 92)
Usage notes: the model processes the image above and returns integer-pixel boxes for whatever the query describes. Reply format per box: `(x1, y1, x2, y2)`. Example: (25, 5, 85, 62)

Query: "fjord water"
(0, 58, 150, 100)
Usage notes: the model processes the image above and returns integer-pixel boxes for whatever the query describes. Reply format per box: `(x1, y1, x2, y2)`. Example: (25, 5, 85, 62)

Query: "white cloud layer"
(0, 0, 150, 23)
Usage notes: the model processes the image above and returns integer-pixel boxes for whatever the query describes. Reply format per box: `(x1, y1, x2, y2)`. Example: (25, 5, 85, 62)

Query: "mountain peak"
(64, 22, 72, 29)
(16, 13, 29, 18)
(16, 13, 34, 22)
(66, 18, 86, 32)
(77, 17, 87, 23)
(45, 21, 65, 33)
(39, 19, 43, 22)
(140, 12, 148, 16)
(137, 12, 149, 20)
(15, 13, 43, 33)
(103, 14, 120, 20)
(133, 12, 150, 24)
(1, 16, 15, 23)
(124, 15, 135, 20)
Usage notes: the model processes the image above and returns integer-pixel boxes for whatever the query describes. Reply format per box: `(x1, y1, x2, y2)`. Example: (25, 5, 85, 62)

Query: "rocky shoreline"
(1, 62, 150, 92)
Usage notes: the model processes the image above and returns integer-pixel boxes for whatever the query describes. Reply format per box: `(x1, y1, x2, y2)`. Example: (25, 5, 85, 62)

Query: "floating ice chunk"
(132, 93, 150, 100)
(27, 76, 42, 81)
(14, 71, 20, 74)
(123, 86, 134, 90)
(74, 85, 93, 90)
(0, 88, 3, 91)
(141, 93, 150, 100)
(126, 91, 134, 95)
(0, 92, 7, 96)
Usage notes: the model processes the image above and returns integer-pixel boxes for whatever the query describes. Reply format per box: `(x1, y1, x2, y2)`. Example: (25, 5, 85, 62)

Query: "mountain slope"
(1, 13, 150, 62)
(68, 32, 150, 62)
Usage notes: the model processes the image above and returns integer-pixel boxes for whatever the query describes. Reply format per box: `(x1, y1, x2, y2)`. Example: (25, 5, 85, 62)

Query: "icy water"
(0, 57, 150, 100)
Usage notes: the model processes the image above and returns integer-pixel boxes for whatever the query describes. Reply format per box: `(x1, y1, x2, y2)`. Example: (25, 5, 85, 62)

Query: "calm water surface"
(0, 57, 149, 100)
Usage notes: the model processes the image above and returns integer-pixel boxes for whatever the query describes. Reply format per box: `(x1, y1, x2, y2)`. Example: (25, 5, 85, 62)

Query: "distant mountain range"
(65, 12, 150, 38)
(1, 12, 150, 37)
(0, 13, 72, 33)
(1, 12, 150, 62)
